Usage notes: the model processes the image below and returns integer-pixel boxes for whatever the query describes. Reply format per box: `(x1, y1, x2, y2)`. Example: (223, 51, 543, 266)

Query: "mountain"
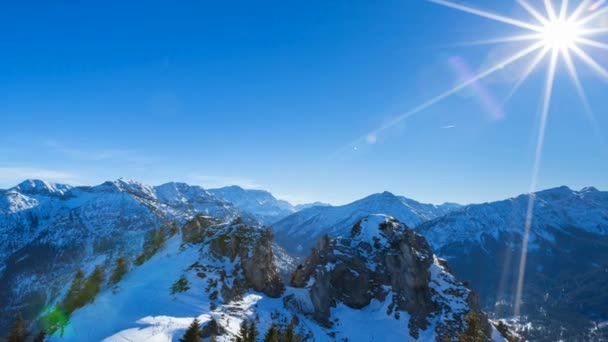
(45, 215, 505, 341)
(416, 186, 608, 341)
(271, 191, 461, 257)
(208, 186, 296, 224)
(294, 202, 331, 211)
(288, 215, 503, 341)
(0, 178, 240, 333)
(47, 215, 284, 341)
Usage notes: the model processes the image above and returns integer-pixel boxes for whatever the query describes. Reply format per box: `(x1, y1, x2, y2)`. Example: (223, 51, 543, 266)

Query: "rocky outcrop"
(290, 214, 491, 340)
(184, 215, 284, 301)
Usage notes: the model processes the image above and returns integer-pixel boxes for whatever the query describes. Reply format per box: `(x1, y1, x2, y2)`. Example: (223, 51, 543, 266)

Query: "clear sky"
(1, 1, 607, 205)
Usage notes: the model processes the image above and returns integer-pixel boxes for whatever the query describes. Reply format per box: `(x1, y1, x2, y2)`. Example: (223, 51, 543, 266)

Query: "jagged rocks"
(290, 214, 491, 340)
(184, 215, 284, 301)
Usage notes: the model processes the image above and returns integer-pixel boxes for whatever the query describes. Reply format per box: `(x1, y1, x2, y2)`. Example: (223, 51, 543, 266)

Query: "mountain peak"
(359, 191, 400, 203)
(112, 178, 157, 200)
(13, 179, 72, 196)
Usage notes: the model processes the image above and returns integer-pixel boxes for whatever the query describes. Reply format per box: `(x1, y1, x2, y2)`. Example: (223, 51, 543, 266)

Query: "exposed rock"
(290, 214, 492, 340)
(184, 215, 284, 300)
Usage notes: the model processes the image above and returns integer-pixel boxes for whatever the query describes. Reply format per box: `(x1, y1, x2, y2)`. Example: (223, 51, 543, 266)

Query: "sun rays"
(341, 0, 608, 317)
(425, 0, 608, 318)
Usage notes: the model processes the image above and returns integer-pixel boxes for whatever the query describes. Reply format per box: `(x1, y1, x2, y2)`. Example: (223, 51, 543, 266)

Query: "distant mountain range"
(207, 185, 296, 224)
(1, 178, 606, 341)
(417, 186, 608, 341)
(271, 191, 461, 256)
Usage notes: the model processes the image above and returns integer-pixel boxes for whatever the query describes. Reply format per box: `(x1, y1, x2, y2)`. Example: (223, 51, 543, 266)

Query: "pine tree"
(62, 269, 85, 313)
(110, 256, 128, 285)
(179, 318, 201, 342)
(81, 265, 105, 304)
(169, 221, 180, 237)
(248, 320, 259, 342)
(263, 324, 279, 342)
(283, 319, 295, 342)
(458, 312, 486, 342)
(236, 319, 249, 342)
(7, 313, 29, 342)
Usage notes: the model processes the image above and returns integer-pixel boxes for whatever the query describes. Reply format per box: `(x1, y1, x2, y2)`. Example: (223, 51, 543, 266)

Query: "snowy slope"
(416, 186, 608, 341)
(418, 186, 608, 252)
(287, 215, 497, 341)
(49, 215, 500, 342)
(272, 191, 460, 257)
(208, 186, 296, 224)
(0, 179, 237, 270)
(294, 202, 331, 211)
(0, 179, 241, 333)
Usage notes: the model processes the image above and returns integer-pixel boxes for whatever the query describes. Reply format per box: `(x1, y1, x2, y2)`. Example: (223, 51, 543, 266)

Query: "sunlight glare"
(541, 19, 582, 49)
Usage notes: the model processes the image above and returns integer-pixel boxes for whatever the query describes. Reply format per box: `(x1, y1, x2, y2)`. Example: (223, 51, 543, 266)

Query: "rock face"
(290, 215, 490, 340)
(182, 215, 284, 300)
(272, 191, 461, 258)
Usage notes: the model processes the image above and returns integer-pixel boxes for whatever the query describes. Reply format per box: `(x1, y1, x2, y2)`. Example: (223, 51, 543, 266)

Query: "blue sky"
(1, 0, 607, 205)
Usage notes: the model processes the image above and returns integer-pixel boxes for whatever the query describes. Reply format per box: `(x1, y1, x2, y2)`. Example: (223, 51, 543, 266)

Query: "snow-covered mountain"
(271, 191, 461, 257)
(45, 215, 503, 341)
(294, 202, 331, 211)
(208, 186, 296, 224)
(416, 186, 608, 341)
(0, 178, 240, 333)
(4, 178, 605, 341)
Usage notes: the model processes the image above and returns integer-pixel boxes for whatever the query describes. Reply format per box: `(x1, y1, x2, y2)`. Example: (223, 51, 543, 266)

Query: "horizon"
(1, 176, 602, 206)
(2, 1, 607, 206)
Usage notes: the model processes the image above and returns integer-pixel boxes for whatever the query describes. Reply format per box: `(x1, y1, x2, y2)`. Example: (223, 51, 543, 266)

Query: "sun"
(348, 0, 608, 320)
(423, 0, 608, 321)
(541, 18, 582, 50)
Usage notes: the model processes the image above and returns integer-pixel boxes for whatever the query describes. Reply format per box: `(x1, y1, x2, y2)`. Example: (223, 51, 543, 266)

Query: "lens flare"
(339, 0, 607, 318)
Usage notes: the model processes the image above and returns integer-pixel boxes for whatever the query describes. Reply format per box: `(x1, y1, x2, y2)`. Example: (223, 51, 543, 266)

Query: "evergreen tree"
(248, 320, 259, 342)
(7, 313, 28, 342)
(81, 265, 105, 304)
(110, 256, 128, 285)
(32, 330, 47, 342)
(495, 321, 517, 342)
(283, 319, 295, 342)
(263, 324, 279, 342)
(179, 318, 201, 342)
(236, 319, 249, 342)
(136, 227, 169, 265)
(458, 312, 486, 342)
(62, 269, 86, 313)
(169, 221, 180, 237)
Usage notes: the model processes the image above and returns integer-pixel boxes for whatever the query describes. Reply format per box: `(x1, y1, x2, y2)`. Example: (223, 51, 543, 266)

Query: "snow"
(0, 178, 239, 273)
(50, 238, 208, 341)
(491, 324, 507, 342)
(209, 185, 296, 224)
(418, 186, 608, 254)
(329, 293, 414, 341)
(429, 256, 469, 315)
(272, 191, 460, 257)
(351, 214, 391, 248)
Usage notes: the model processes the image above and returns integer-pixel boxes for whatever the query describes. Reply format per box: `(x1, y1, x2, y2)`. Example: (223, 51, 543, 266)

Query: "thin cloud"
(440, 125, 456, 129)
(0, 166, 82, 188)
(43, 140, 153, 164)
(275, 193, 317, 205)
